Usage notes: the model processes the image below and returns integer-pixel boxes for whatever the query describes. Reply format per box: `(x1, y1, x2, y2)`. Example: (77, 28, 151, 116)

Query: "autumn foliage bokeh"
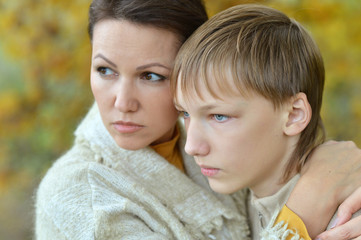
(0, 0, 360, 239)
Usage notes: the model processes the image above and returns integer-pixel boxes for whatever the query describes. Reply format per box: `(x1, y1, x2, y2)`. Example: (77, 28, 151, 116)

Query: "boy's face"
(175, 76, 293, 197)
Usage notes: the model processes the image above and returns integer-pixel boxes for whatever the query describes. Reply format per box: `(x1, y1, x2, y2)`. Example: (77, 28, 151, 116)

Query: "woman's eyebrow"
(93, 53, 117, 68)
(136, 63, 170, 71)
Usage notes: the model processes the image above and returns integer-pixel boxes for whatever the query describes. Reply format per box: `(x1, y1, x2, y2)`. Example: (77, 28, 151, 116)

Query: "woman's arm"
(286, 140, 361, 238)
(315, 187, 361, 240)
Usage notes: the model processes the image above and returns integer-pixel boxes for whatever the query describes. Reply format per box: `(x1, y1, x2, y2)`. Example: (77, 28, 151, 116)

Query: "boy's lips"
(198, 164, 220, 177)
(112, 121, 144, 133)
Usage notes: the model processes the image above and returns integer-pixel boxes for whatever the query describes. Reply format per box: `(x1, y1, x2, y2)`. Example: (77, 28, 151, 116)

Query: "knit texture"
(35, 103, 250, 239)
(35, 103, 302, 239)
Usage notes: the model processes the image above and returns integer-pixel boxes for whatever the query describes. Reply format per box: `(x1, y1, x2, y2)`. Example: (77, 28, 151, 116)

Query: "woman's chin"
(113, 137, 150, 151)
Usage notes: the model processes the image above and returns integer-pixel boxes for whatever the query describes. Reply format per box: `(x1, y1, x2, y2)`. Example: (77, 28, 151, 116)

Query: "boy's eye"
(97, 67, 117, 78)
(213, 114, 229, 122)
(141, 72, 166, 82)
(182, 111, 190, 119)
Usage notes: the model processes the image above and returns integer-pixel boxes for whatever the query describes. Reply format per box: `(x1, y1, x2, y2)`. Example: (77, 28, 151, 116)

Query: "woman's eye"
(97, 67, 117, 78)
(213, 114, 229, 122)
(141, 72, 166, 82)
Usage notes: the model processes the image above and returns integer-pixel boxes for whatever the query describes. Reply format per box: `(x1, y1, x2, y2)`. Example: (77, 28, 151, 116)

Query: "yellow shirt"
(275, 205, 311, 240)
(150, 126, 184, 173)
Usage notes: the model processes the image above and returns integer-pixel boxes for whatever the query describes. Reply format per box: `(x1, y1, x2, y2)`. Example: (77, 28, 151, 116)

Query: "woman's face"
(91, 19, 180, 150)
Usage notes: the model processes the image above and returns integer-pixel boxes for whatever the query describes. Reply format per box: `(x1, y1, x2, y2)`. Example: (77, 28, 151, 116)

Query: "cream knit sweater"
(35, 103, 298, 239)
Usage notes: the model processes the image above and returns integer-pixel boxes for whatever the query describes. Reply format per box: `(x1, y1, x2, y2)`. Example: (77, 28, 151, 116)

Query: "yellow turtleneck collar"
(150, 125, 184, 173)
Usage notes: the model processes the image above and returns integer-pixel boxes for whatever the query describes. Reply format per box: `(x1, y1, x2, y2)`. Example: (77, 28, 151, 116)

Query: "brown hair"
(88, 0, 208, 43)
(173, 4, 326, 180)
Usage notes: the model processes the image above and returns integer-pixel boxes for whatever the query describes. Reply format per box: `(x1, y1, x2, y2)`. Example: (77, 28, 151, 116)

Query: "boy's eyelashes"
(212, 114, 229, 122)
(182, 111, 190, 118)
(177, 110, 190, 118)
(177, 110, 230, 122)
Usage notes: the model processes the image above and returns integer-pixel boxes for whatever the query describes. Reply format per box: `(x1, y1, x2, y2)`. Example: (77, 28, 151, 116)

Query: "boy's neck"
(251, 169, 298, 198)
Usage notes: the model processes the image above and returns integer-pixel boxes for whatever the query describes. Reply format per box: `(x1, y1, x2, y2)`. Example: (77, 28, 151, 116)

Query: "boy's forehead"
(174, 75, 208, 105)
(175, 68, 244, 102)
(174, 74, 244, 110)
(174, 86, 218, 112)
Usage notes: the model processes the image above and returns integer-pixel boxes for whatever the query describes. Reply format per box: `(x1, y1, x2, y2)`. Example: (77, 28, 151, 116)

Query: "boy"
(172, 4, 361, 239)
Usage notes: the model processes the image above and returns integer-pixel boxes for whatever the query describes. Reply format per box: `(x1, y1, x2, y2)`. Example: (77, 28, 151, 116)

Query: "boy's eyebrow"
(173, 103, 183, 110)
(174, 102, 219, 111)
(198, 105, 218, 111)
(93, 54, 117, 68)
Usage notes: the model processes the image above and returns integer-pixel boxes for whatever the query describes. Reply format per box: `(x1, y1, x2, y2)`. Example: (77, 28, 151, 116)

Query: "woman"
(35, 0, 361, 239)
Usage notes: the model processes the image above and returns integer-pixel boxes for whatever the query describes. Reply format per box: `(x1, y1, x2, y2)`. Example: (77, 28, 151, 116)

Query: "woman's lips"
(199, 166, 220, 177)
(112, 121, 144, 133)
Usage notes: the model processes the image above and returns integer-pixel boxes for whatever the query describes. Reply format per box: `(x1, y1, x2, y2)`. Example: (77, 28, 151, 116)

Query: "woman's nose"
(184, 120, 210, 157)
(114, 81, 139, 112)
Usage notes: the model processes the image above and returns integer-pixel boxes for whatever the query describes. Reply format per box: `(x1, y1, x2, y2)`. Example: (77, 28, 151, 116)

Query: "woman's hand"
(315, 187, 361, 240)
(286, 140, 361, 238)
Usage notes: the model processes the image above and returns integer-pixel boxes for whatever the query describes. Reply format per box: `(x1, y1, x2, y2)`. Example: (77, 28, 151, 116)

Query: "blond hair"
(172, 4, 326, 180)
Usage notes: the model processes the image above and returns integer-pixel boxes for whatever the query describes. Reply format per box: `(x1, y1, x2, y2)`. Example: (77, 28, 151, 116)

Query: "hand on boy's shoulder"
(302, 140, 361, 204)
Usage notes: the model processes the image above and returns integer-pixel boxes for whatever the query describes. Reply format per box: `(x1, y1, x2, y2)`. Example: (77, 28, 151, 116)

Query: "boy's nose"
(184, 121, 210, 157)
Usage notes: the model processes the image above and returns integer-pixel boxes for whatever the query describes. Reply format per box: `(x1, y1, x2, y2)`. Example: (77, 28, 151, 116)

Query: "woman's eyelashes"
(96, 66, 118, 79)
(140, 72, 166, 82)
(95, 66, 166, 82)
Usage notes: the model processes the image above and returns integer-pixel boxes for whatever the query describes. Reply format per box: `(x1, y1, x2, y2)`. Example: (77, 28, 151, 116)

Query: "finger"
(316, 215, 361, 240)
(336, 187, 361, 226)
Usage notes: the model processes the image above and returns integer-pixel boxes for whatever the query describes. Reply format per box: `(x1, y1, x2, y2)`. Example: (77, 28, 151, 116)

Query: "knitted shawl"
(35, 103, 251, 240)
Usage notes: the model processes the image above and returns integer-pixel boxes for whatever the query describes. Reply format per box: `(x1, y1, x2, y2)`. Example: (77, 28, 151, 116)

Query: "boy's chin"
(208, 179, 243, 195)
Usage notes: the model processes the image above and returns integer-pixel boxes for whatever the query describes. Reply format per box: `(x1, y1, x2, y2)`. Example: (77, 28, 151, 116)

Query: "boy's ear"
(283, 92, 312, 136)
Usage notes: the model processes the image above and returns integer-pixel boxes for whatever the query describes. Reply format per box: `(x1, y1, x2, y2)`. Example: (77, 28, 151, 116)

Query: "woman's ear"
(284, 92, 312, 136)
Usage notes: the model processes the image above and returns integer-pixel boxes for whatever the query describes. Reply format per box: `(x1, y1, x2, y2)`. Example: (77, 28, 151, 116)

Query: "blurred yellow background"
(0, 0, 360, 239)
